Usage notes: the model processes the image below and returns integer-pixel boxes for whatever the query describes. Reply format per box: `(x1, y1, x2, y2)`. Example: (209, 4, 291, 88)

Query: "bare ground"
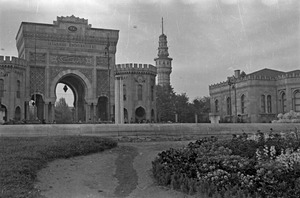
(35, 141, 196, 198)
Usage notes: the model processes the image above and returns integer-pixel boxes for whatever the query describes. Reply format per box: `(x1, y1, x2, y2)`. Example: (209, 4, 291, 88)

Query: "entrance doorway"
(97, 96, 108, 121)
(135, 106, 146, 123)
(56, 74, 86, 123)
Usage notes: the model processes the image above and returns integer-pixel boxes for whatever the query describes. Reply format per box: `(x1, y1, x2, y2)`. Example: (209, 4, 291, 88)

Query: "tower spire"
(155, 18, 173, 87)
(162, 17, 164, 34)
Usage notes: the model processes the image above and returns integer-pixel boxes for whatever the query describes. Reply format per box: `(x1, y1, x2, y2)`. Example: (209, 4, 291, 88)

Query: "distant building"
(209, 69, 300, 123)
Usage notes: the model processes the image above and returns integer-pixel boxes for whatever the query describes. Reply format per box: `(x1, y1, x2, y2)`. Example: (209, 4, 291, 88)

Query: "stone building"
(0, 15, 169, 123)
(0, 57, 27, 123)
(209, 69, 300, 123)
(114, 63, 157, 124)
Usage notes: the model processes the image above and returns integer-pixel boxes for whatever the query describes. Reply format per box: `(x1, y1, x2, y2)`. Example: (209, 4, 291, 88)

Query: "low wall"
(0, 123, 299, 138)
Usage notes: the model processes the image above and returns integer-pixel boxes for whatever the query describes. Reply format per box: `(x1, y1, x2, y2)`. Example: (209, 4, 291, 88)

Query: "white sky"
(0, 0, 299, 104)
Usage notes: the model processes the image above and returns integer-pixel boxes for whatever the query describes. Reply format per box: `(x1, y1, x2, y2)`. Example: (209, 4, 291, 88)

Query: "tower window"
(123, 84, 126, 101)
(151, 86, 154, 101)
(17, 80, 21, 98)
(138, 84, 142, 101)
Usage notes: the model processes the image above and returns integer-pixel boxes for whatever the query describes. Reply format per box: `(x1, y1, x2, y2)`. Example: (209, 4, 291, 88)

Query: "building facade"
(114, 63, 157, 124)
(0, 15, 167, 124)
(209, 69, 300, 123)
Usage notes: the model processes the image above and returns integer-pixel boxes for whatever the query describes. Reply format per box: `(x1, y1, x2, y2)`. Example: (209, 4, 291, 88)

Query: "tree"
(156, 85, 176, 122)
(174, 93, 190, 122)
(192, 96, 210, 123)
(55, 97, 73, 124)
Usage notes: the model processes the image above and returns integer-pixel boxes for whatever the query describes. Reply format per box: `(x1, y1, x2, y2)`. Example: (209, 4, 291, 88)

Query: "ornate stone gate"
(15, 15, 119, 123)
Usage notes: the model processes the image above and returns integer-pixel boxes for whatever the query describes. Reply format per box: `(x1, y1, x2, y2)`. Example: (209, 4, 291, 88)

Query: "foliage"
(156, 85, 210, 123)
(55, 97, 73, 123)
(152, 132, 300, 198)
(156, 85, 176, 122)
(0, 136, 117, 198)
(273, 110, 300, 123)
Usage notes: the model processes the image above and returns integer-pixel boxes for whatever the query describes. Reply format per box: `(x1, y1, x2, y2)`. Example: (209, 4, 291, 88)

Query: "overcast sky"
(0, 0, 299, 102)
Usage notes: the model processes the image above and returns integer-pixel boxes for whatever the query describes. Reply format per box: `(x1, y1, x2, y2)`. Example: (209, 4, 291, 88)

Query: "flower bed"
(152, 132, 300, 198)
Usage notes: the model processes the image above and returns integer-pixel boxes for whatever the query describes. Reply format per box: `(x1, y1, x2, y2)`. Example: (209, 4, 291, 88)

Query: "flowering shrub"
(152, 133, 300, 197)
(273, 110, 300, 123)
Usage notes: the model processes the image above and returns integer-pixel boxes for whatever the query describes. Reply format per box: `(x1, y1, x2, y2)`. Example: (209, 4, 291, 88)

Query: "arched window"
(151, 86, 154, 101)
(215, 99, 219, 113)
(281, 92, 286, 113)
(261, 95, 266, 113)
(123, 84, 126, 101)
(294, 91, 300, 112)
(241, 95, 245, 114)
(138, 84, 142, 101)
(17, 80, 21, 98)
(227, 97, 231, 115)
(0, 79, 3, 97)
(267, 95, 272, 113)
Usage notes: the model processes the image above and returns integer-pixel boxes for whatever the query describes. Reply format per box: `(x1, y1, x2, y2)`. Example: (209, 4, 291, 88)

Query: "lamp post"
(105, 35, 111, 121)
(227, 76, 237, 123)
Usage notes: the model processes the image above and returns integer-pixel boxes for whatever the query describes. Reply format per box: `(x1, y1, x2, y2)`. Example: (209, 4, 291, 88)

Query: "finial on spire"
(162, 17, 164, 34)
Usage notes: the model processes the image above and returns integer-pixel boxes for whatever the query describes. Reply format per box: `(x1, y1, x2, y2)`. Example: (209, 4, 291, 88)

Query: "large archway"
(56, 74, 87, 123)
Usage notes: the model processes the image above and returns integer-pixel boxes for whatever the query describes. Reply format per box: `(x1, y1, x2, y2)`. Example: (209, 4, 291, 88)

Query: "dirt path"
(35, 141, 196, 198)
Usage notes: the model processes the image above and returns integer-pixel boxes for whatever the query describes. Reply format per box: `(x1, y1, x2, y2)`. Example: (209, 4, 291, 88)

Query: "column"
(119, 77, 124, 124)
(44, 103, 48, 123)
(25, 101, 29, 120)
(51, 104, 55, 123)
(114, 77, 120, 124)
(93, 104, 97, 122)
(86, 103, 91, 122)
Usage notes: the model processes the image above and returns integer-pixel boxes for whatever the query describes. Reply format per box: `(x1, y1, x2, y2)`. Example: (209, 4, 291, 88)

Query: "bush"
(152, 134, 300, 198)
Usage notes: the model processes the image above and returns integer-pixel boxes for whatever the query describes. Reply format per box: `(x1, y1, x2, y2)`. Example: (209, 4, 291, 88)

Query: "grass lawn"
(0, 135, 117, 198)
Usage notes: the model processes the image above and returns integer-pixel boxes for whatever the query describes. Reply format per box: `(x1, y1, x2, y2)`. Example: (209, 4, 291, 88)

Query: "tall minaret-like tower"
(155, 18, 173, 87)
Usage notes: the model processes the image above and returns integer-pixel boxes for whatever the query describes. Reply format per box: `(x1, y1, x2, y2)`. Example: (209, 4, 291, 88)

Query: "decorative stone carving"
(135, 75, 145, 83)
(97, 69, 109, 96)
(96, 56, 110, 66)
(29, 52, 46, 63)
(50, 54, 93, 66)
(49, 67, 93, 84)
(30, 67, 45, 94)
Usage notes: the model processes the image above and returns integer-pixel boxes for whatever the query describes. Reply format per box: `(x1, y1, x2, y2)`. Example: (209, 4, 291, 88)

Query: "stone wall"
(1, 123, 299, 138)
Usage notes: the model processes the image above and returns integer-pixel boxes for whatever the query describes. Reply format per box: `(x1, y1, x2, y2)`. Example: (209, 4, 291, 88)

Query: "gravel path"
(35, 141, 196, 198)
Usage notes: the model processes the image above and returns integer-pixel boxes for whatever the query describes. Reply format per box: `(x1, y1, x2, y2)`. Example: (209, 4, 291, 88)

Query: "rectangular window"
(267, 95, 272, 113)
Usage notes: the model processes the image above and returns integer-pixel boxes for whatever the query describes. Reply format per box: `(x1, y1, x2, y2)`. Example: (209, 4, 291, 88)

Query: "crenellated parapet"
(54, 15, 91, 27)
(115, 63, 157, 76)
(0, 56, 27, 68)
